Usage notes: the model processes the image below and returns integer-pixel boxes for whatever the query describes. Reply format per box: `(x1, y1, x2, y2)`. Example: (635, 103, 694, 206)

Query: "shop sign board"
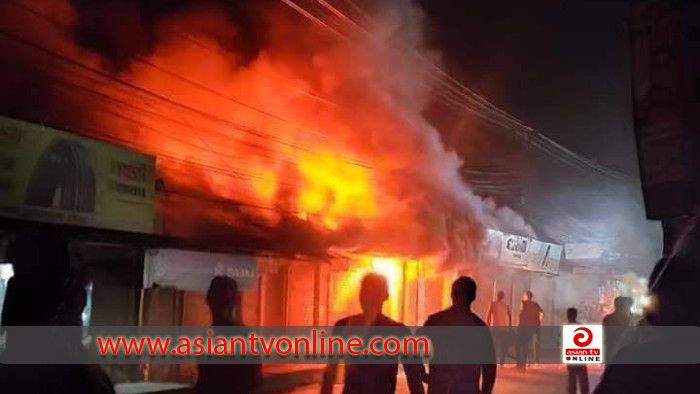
(0, 116, 156, 233)
(500, 233, 531, 266)
(526, 240, 562, 275)
(492, 230, 561, 275)
(144, 249, 257, 291)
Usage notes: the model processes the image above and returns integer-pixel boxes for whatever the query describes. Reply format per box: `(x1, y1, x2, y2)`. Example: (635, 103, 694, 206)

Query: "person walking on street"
(195, 276, 261, 394)
(516, 290, 543, 370)
(321, 273, 425, 394)
(602, 296, 635, 360)
(565, 308, 590, 394)
(421, 276, 497, 394)
(487, 291, 512, 366)
(0, 228, 115, 394)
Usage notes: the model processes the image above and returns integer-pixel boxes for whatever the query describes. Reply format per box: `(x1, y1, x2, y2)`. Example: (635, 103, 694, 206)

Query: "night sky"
(415, 0, 661, 269)
(419, 0, 638, 176)
(0, 0, 660, 269)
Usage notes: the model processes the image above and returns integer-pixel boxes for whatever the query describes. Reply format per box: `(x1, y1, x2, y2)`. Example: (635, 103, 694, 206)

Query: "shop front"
(0, 116, 158, 383)
(478, 229, 564, 327)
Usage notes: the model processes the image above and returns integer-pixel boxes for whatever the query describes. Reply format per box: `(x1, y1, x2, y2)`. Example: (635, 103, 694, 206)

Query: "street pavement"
(286, 364, 603, 394)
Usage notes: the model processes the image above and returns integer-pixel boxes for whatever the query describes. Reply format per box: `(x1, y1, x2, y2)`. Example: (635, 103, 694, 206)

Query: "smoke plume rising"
(0, 0, 534, 265)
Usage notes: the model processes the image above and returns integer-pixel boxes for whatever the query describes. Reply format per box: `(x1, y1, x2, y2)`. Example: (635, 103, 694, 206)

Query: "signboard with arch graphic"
(0, 116, 156, 233)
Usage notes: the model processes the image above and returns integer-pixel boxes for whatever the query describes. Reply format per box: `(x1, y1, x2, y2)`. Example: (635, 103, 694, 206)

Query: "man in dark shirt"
(516, 291, 543, 370)
(0, 229, 115, 394)
(195, 276, 261, 394)
(593, 249, 700, 393)
(602, 296, 635, 360)
(565, 308, 589, 394)
(422, 276, 496, 394)
(321, 273, 424, 394)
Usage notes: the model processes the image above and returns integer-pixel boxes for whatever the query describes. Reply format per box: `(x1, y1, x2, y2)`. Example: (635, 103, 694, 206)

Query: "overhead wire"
(0, 36, 305, 172)
(312, 0, 534, 129)
(4, 0, 373, 169)
(277, 0, 533, 136)
(317, 0, 628, 177)
(282, 0, 635, 183)
(5, 0, 632, 193)
(177, 32, 340, 109)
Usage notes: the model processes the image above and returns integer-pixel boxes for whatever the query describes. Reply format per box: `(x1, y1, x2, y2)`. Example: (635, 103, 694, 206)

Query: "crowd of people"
(1, 220, 700, 393)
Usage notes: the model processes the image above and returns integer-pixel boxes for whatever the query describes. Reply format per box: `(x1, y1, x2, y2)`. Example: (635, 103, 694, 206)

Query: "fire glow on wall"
(330, 255, 449, 324)
(0, 0, 535, 267)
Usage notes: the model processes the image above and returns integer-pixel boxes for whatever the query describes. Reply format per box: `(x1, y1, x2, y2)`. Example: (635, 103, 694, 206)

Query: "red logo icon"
(563, 325, 603, 364)
(573, 327, 593, 347)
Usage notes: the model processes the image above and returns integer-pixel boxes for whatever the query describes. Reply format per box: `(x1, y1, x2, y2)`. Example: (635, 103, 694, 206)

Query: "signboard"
(526, 240, 562, 275)
(144, 249, 258, 291)
(500, 233, 531, 266)
(0, 116, 156, 233)
(492, 230, 561, 275)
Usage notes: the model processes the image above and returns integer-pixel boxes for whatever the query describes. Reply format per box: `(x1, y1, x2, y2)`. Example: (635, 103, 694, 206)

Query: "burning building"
(0, 0, 543, 385)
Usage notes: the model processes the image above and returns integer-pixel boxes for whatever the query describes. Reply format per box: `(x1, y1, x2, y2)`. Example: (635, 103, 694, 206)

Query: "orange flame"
(1, 0, 494, 261)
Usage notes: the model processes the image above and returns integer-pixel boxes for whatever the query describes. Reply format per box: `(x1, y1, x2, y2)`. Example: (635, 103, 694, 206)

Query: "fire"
(249, 150, 377, 229)
(328, 254, 453, 324)
(0, 0, 536, 265)
(332, 255, 405, 319)
(371, 257, 403, 291)
(295, 151, 377, 229)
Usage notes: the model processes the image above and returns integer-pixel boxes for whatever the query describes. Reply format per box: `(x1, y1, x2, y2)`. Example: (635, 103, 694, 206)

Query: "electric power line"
(281, 0, 635, 184)
(4, 0, 373, 169)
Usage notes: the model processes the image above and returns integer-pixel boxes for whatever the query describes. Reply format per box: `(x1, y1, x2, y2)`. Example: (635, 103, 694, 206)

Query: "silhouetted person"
(594, 218, 700, 393)
(602, 296, 635, 359)
(565, 308, 589, 394)
(486, 290, 512, 366)
(321, 273, 424, 394)
(195, 276, 261, 394)
(0, 228, 115, 394)
(516, 290, 543, 370)
(603, 297, 634, 327)
(422, 276, 496, 394)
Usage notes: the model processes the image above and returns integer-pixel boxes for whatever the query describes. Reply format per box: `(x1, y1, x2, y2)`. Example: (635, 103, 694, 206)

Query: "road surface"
(287, 364, 603, 394)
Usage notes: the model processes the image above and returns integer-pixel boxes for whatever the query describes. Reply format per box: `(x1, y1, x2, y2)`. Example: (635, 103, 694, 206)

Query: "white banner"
(526, 241, 562, 275)
(500, 234, 531, 266)
(493, 230, 561, 275)
(144, 249, 257, 291)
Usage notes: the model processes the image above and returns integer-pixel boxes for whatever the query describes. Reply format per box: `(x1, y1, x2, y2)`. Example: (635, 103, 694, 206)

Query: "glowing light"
(369, 257, 403, 319)
(640, 295, 651, 308)
(371, 257, 402, 292)
(331, 255, 405, 320)
(296, 151, 377, 228)
(0, 264, 14, 281)
(253, 170, 279, 202)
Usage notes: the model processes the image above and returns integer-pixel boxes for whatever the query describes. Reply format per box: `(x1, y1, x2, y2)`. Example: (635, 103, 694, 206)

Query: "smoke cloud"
(0, 0, 534, 265)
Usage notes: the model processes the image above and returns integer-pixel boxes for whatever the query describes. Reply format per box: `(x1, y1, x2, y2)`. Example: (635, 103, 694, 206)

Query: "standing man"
(422, 277, 497, 394)
(516, 290, 544, 370)
(565, 308, 590, 394)
(321, 273, 425, 394)
(486, 291, 512, 366)
(195, 276, 261, 394)
(602, 296, 635, 360)
(0, 228, 115, 394)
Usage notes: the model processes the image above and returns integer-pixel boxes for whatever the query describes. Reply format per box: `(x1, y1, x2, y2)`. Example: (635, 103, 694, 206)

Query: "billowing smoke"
(0, 0, 534, 264)
(67, 0, 268, 70)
